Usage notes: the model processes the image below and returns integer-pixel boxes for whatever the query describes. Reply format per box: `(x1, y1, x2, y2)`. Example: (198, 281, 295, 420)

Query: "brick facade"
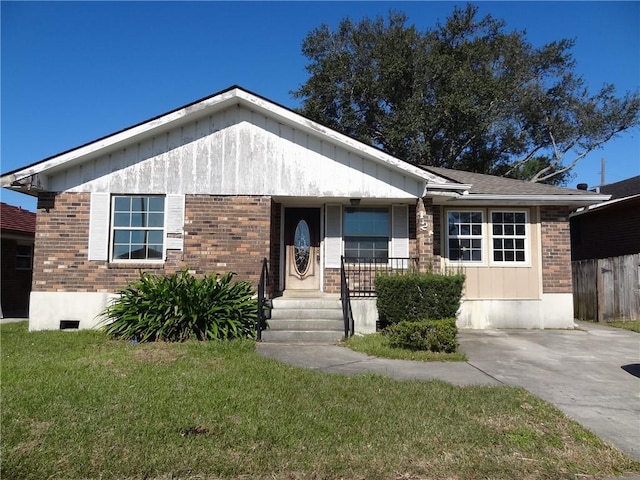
(540, 205, 573, 294)
(32, 192, 272, 293)
(416, 198, 442, 273)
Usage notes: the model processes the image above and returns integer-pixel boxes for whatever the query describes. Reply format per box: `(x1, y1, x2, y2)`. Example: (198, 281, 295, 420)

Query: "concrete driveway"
(458, 322, 640, 460)
(258, 321, 640, 461)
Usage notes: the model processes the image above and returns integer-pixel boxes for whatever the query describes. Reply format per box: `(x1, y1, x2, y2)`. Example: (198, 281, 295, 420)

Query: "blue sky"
(2, 1, 639, 211)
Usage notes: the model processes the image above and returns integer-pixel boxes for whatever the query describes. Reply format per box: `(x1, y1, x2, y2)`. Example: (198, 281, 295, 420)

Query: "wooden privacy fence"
(572, 253, 640, 321)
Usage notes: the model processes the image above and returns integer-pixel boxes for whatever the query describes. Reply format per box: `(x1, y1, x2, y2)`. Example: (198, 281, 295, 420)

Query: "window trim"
(445, 209, 486, 266)
(489, 209, 530, 266)
(444, 208, 531, 268)
(109, 195, 166, 263)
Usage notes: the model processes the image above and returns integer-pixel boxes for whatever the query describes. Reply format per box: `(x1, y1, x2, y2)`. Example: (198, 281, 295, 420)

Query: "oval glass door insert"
(294, 220, 311, 275)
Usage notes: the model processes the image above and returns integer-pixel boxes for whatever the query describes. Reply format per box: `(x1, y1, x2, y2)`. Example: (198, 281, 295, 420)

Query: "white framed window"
(111, 196, 165, 261)
(445, 208, 531, 266)
(490, 210, 528, 264)
(16, 244, 33, 270)
(447, 210, 484, 263)
(343, 207, 390, 261)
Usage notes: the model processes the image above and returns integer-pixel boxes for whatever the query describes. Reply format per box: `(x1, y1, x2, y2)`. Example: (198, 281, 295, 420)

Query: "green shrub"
(384, 318, 458, 353)
(375, 273, 464, 327)
(101, 270, 257, 342)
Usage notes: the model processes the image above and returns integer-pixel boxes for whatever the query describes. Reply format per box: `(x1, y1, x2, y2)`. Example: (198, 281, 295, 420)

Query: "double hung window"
(446, 209, 529, 265)
(447, 211, 483, 262)
(343, 207, 389, 261)
(491, 211, 527, 263)
(111, 196, 165, 261)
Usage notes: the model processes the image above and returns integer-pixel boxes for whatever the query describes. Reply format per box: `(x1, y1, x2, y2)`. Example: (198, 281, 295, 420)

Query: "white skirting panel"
(28, 292, 117, 331)
(350, 298, 379, 335)
(457, 293, 576, 329)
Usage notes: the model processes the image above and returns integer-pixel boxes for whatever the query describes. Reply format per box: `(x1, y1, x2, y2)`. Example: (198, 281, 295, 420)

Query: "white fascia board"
(423, 182, 472, 197)
(435, 193, 611, 206)
(569, 193, 638, 217)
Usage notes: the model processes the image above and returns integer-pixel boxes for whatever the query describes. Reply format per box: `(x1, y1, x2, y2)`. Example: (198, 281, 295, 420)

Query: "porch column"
(416, 198, 441, 273)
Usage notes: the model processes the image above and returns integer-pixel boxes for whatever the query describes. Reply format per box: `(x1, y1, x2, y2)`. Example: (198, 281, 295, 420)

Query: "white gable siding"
(47, 106, 424, 199)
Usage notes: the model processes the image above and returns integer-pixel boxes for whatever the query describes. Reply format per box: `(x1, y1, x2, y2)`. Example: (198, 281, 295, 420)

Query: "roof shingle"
(423, 166, 597, 196)
(0, 202, 36, 235)
(600, 176, 640, 200)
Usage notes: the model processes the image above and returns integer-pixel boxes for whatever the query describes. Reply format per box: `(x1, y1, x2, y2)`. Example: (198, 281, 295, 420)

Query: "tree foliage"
(293, 5, 640, 184)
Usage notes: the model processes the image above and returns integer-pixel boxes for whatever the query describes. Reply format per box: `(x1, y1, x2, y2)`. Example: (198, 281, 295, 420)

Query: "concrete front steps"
(261, 291, 345, 344)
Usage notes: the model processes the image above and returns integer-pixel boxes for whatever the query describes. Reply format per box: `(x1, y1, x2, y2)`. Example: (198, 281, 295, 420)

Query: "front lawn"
(2, 321, 639, 479)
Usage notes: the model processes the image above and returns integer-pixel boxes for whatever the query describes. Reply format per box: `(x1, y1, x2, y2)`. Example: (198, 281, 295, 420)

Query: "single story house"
(0, 202, 36, 317)
(1, 86, 607, 332)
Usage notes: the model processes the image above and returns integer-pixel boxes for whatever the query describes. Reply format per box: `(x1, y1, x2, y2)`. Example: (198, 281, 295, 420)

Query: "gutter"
(427, 192, 611, 207)
(569, 193, 639, 217)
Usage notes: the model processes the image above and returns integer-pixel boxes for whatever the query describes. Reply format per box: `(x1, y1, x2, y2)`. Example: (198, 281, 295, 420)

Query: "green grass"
(344, 331, 467, 361)
(2, 321, 639, 480)
(603, 320, 640, 333)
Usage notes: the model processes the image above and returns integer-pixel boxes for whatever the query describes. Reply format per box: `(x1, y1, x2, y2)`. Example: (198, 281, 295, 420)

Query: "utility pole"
(600, 158, 606, 187)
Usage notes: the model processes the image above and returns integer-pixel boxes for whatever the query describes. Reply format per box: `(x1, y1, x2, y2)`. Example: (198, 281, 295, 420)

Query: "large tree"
(293, 5, 640, 184)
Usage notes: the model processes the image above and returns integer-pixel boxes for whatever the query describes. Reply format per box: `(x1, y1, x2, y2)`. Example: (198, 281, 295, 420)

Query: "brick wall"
(32, 192, 272, 293)
(182, 195, 271, 283)
(540, 205, 572, 293)
(324, 268, 341, 293)
(416, 198, 441, 273)
(268, 201, 281, 296)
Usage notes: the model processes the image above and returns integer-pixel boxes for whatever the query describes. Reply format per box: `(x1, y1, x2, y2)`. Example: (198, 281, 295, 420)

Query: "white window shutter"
(165, 194, 185, 251)
(391, 205, 409, 267)
(88, 192, 110, 261)
(325, 204, 342, 268)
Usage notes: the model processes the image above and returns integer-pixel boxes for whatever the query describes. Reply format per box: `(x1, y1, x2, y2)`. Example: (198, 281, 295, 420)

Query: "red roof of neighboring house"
(0, 202, 36, 235)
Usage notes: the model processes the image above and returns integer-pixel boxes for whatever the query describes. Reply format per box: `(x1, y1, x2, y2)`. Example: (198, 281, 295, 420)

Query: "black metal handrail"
(340, 256, 355, 338)
(342, 257, 418, 297)
(257, 258, 269, 341)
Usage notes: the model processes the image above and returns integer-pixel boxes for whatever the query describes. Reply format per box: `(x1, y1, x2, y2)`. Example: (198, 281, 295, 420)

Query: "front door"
(284, 208, 321, 290)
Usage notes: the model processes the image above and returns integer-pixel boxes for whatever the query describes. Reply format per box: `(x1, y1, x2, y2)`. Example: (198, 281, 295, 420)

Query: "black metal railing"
(256, 258, 270, 341)
(340, 256, 355, 338)
(342, 257, 418, 297)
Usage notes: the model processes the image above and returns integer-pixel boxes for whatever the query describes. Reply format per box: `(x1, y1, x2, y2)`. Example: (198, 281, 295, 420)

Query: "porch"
(258, 256, 418, 343)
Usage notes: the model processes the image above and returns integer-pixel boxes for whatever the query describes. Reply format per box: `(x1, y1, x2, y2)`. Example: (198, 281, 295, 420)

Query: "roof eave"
(569, 193, 640, 217)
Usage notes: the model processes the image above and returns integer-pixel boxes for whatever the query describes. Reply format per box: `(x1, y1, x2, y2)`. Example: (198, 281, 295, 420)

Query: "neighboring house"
(1, 202, 36, 317)
(570, 176, 639, 322)
(570, 176, 640, 261)
(0, 86, 607, 332)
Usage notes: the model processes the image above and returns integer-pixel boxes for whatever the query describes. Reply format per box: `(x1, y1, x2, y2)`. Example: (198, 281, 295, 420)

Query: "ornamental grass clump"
(101, 269, 257, 342)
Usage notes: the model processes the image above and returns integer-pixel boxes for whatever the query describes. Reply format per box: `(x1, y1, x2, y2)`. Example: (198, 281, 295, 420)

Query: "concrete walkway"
(256, 321, 640, 461)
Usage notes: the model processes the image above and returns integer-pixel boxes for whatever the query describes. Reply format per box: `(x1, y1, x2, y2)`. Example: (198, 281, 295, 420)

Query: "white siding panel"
(88, 192, 110, 261)
(391, 205, 409, 265)
(325, 205, 342, 268)
(53, 105, 424, 199)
